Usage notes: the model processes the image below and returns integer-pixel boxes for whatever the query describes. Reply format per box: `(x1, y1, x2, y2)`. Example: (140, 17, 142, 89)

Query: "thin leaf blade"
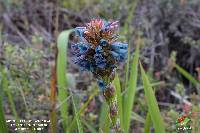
(175, 64, 199, 87)
(72, 94, 83, 133)
(140, 64, 165, 133)
(57, 29, 73, 131)
(124, 42, 140, 133)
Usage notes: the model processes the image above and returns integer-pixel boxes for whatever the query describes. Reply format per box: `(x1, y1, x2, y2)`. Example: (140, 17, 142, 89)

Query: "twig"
(50, 1, 59, 132)
(50, 62, 57, 133)
(170, 91, 192, 105)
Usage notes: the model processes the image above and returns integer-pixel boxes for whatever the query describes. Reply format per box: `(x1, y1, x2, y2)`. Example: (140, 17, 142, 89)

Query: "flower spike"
(72, 19, 127, 132)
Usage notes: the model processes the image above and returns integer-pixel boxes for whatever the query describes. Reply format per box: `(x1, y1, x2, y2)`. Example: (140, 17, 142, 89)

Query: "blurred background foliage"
(0, 0, 200, 132)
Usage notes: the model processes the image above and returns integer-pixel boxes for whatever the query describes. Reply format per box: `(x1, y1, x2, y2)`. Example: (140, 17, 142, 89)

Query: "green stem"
(103, 84, 123, 133)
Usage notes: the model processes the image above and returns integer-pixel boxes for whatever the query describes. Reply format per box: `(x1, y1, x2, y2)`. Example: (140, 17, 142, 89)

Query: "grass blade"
(131, 112, 145, 123)
(175, 64, 200, 87)
(124, 0, 138, 89)
(125, 39, 131, 90)
(140, 63, 165, 133)
(0, 70, 8, 133)
(2, 68, 22, 133)
(113, 73, 123, 128)
(136, 81, 165, 91)
(68, 88, 98, 132)
(0, 94, 8, 133)
(144, 112, 151, 133)
(121, 81, 165, 96)
(72, 94, 83, 133)
(2, 69, 18, 118)
(124, 40, 140, 133)
(56, 29, 73, 131)
(82, 118, 98, 133)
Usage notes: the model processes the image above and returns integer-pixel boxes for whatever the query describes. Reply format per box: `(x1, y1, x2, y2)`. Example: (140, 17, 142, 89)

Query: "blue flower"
(109, 42, 128, 62)
(100, 39, 109, 47)
(72, 42, 91, 57)
(94, 53, 107, 68)
(75, 27, 86, 38)
(110, 42, 128, 51)
(95, 45, 103, 53)
(75, 58, 94, 71)
(103, 21, 118, 32)
(97, 80, 107, 91)
(73, 19, 128, 91)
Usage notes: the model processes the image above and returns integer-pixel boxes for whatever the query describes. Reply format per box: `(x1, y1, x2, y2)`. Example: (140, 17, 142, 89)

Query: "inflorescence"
(72, 19, 128, 91)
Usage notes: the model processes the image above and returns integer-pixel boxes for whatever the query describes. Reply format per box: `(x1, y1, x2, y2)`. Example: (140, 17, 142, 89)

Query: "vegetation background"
(0, 0, 200, 133)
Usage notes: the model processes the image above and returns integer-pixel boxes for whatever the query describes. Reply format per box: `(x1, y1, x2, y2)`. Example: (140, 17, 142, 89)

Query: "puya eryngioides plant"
(72, 19, 128, 132)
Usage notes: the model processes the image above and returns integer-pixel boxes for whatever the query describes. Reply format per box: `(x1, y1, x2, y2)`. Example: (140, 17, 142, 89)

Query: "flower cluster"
(72, 19, 128, 91)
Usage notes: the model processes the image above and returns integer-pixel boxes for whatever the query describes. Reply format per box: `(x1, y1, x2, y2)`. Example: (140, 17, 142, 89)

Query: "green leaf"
(57, 29, 73, 131)
(140, 63, 165, 133)
(124, 42, 140, 133)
